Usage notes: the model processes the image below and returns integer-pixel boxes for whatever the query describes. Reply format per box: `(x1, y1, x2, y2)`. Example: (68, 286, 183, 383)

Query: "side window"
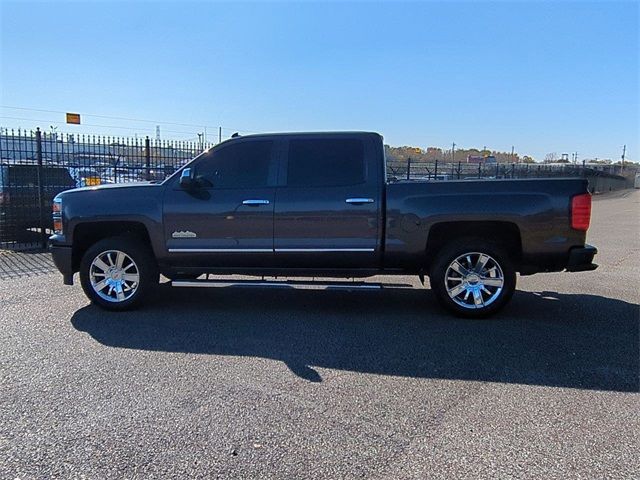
(287, 138, 365, 187)
(197, 140, 273, 188)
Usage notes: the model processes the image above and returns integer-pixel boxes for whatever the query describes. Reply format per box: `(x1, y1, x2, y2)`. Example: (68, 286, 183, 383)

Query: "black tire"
(429, 237, 516, 318)
(80, 236, 159, 311)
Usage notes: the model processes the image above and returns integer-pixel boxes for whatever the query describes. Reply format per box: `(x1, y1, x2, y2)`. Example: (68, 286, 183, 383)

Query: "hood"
(60, 181, 160, 195)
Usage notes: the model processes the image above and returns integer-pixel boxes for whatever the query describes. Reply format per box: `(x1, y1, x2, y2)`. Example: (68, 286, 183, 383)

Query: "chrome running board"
(171, 279, 412, 290)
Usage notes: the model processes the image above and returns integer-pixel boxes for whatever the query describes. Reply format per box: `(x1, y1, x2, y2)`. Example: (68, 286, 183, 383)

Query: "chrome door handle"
(345, 198, 374, 204)
(242, 199, 270, 206)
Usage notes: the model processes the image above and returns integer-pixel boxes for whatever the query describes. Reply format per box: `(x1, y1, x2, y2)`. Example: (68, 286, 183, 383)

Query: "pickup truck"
(49, 132, 597, 317)
(1, 163, 76, 242)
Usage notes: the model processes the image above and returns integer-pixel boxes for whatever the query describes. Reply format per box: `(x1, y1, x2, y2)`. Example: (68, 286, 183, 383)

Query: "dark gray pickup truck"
(49, 132, 597, 317)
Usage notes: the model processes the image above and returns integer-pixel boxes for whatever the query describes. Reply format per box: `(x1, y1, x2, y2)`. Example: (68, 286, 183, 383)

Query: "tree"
(544, 153, 558, 163)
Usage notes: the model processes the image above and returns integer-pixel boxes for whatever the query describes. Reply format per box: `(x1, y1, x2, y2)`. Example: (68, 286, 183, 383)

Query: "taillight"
(571, 193, 591, 231)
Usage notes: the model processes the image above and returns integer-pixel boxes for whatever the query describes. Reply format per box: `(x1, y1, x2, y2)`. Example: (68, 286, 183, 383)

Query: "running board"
(171, 279, 413, 290)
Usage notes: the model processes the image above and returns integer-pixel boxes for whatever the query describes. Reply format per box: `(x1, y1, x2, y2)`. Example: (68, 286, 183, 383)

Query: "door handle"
(242, 199, 270, 206)
(345, 198, 374, 204)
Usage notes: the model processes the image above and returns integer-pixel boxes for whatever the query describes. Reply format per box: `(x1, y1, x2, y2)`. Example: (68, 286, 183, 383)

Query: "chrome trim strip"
(345, 198, 375, 204)
(169, 248, 375, 253)
(168, 248, 272, 253)
(275, 248, 375, 252)
(242, 199, 270, 205)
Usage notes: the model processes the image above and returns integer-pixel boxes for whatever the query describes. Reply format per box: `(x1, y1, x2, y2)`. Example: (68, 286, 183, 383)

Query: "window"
(287, 138, 365, 187)
(197, 140, 273, 188)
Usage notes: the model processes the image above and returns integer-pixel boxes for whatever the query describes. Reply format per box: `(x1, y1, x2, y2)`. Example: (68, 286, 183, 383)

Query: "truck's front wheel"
(429, 238, 516, 318)
(79, 236, 158, 311)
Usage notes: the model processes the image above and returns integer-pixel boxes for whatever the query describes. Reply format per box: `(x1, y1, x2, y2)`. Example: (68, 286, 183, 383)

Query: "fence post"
(144, 136, 151, 180)
(35, 128, 47, 249)
(458, 161, 461, 179)
(434, 159, 438, 179)
(406, 157, 411, 180)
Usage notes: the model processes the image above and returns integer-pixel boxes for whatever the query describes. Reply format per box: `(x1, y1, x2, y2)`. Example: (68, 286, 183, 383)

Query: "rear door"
(274, 135, 381, 269)
(163, 138, 277, 268)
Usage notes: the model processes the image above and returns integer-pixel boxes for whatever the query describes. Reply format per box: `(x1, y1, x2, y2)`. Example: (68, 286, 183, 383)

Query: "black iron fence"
(386, 158, 632, 181)
(0, 127, 213, 250)
(386, 159, 634, 193)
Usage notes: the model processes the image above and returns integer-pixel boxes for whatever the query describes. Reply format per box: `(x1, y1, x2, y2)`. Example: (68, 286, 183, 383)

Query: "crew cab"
(49, 132, 597, 317)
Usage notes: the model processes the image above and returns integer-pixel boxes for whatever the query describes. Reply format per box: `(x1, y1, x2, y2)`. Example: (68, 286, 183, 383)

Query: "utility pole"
(452, 142, 456, 163)
(621, 144, 626, 171)
(219, 126, 222, 144)
(511, 145, 515, 163)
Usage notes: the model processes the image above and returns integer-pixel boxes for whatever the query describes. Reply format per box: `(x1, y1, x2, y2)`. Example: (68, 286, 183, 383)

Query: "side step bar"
(171, 279, 413, 290)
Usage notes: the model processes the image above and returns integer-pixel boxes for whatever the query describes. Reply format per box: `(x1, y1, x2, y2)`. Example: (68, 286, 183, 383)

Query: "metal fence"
(0, 127, 212, 250)
(386, 159, 632, 182)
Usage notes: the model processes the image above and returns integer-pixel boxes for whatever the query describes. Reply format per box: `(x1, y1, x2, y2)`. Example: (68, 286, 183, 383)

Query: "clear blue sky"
(1, 1, 638, 161)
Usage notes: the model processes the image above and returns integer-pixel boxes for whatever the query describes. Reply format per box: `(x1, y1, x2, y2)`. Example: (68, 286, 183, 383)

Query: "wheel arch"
(71, 220, 155, 272)
(425, 221, 523, 271)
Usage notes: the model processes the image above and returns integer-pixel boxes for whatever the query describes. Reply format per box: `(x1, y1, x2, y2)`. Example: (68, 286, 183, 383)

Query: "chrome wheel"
(89, 250, 140, 303)
(444, 252, 504, 309)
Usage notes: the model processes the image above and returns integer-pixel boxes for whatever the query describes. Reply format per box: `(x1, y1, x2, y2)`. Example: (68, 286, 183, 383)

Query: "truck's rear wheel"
(429, 238, 516, 318)
(80, 236, 158, 311)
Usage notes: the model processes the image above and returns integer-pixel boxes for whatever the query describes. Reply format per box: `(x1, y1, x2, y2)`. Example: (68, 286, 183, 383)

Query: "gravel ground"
(1, 190, 638, 479)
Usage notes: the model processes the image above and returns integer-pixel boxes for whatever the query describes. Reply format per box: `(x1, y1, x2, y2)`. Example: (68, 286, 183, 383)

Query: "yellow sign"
(66, 112, 81, 124)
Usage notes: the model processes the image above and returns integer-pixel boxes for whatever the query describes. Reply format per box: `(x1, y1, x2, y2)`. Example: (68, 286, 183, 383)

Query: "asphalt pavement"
(1, 190, 638, 479)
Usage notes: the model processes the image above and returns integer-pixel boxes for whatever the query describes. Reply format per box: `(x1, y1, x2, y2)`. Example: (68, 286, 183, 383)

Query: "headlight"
(52, 197, 63, 234)
(52, 197, 62, 215)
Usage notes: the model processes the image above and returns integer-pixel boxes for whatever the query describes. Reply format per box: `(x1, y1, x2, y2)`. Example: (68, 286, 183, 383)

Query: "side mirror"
(179, 167, 195, 188)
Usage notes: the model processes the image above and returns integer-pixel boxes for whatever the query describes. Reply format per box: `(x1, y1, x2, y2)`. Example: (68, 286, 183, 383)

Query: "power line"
(0, 105, 218, 129)
(0, 115, 200, 137)
(0, 105, 259, 135)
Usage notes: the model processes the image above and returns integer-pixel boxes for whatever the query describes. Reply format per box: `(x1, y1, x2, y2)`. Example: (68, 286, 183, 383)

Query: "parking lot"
(1, 190, 638, 478)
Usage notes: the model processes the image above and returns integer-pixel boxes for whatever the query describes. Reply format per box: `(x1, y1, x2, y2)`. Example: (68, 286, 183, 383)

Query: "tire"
(429, 237, 516, 318)
(80, 236, 159, 311)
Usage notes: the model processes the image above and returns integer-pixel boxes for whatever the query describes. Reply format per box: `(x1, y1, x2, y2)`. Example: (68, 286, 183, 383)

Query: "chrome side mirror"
(179, 168, 194, 188)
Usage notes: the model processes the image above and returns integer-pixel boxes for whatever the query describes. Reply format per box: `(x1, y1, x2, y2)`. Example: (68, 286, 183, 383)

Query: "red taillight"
(571, 193, 591, 231)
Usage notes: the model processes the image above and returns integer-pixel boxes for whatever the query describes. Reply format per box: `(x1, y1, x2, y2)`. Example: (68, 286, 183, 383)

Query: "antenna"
(155, 125, 161, 141)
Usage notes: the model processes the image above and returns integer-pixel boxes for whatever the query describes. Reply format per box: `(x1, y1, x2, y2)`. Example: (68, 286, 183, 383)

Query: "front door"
(163, 138, 277, 268)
